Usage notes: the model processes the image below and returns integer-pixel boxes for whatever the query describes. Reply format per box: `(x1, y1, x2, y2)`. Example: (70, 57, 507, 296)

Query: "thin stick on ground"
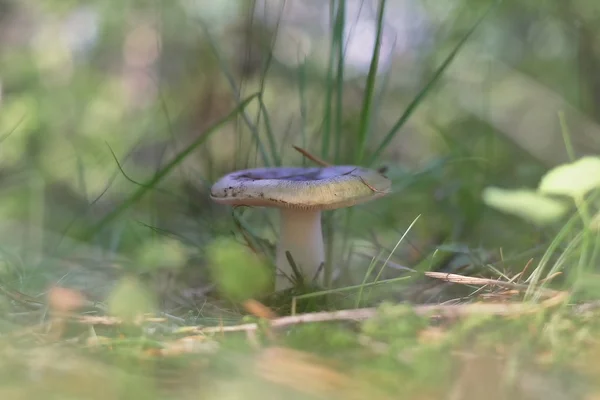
(67, 270, 567, 330)
(423, 271, 562, 298)
(0, 285, 44, 310)
(510, 258, 534, 283)
(72, 315, 168, 326)
(191, 291, 568, 335)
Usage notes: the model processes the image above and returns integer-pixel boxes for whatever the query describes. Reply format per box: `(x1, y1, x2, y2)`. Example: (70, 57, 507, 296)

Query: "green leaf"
(135, 238, 187, 272)
(107, 276, 156, 321)
(482, 187, 568, 225)
(206, 237, 272, 302)
(538, 156, 600, 199)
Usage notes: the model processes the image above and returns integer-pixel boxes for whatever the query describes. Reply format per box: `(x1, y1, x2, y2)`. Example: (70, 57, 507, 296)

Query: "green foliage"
(206, 237, 272, 302)
(284, 323, 360, 356)
(539, 156, 600, 199)
(134, 237, 187, 272)
(483, 156, 600, 225)
(482, 187, 569, 225)
(107, 276, 156, 321)
(362, 303, 428, 347)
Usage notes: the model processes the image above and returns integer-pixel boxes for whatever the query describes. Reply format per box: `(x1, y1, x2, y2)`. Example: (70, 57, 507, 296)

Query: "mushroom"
(210, 165, 391, 290)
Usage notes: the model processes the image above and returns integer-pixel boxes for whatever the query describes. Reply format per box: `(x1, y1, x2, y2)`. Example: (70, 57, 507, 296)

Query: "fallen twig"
(292, 145, 331, 167)
(423, 271, 562, 298)
(357, 175, 388, 194)
(71, 315, 167, 326)
(0, 285, 44, 310)
(510, 258, 534, 283)
(66, 270, 569, 334)
(189, 292, 568, 335)
(243, 299, 278, 320)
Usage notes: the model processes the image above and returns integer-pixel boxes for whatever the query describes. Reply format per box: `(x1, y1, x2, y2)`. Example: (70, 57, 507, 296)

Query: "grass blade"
(298, 62, 308, 166)
(77, 93, 260, 242)
(255, 1, 285, 166)
(198, 20, 271, 166)
(293, 275, 410, 301)
(332, 0, 346, 164)
(558, 111, 576, 162)
(356, 0, 387, 164)
(367, 2, 497, 167)
(259, 95, 281, 166)
(321, 0, 344, 160)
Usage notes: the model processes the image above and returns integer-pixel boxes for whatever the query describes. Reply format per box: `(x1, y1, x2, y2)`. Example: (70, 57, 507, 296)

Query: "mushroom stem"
(275, 208, 325, 290)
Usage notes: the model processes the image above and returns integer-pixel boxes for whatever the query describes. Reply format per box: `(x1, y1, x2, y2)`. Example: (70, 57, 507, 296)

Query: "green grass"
(1, 0, 600, 398)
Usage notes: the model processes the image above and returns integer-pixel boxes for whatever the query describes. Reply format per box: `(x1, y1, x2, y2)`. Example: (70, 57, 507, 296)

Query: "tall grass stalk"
(524, 210, 582, 301)
(367, 2, 497, 167)
(255, 0, 286, 166)
(76, 93, 261, 243)
(321, 0, 345, 160)
(356, 0, 386, 164)
(332, 0, 346, 164)
(558, 111, 576, 162)
(199, 20, 272, 166)
(298, 62, 308, 166)
(355, 251, 384, 308)
(321, 0, 348, 288)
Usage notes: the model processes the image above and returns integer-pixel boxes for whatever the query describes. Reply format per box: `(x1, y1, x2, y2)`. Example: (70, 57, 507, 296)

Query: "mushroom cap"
(210, 165, 391, 211)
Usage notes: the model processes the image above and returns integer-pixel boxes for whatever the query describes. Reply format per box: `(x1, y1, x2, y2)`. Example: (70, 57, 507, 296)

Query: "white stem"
(275, 209, 324, 290)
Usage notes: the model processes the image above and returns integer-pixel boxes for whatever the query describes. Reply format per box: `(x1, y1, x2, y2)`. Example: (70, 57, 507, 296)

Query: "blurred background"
(1, 0, 600, 311)
(3, 1, 600, 399)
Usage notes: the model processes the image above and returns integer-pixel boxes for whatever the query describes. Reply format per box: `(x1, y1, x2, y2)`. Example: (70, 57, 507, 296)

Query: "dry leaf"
(255, 347, 349, 398)
(243, 299, 278, 320)
(47, 286, 87, 341)
(48, 286, 86, 315)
